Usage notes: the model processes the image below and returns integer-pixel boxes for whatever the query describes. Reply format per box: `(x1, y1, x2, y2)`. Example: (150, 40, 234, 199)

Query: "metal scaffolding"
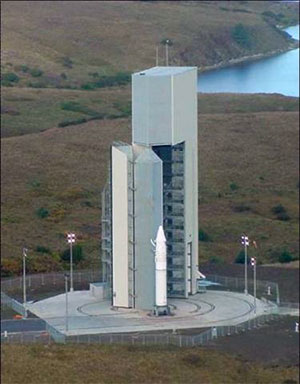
(101, 170, 112, 297)
(153, 142, 186, 298)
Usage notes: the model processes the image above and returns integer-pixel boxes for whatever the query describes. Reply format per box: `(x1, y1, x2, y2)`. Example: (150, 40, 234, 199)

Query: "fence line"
(61, 312, 283, 347)
(204, 274, 280, 304)
(1, 270, 288, 346)
(1, 311, 285, 346)
(1, 331, 51, 344)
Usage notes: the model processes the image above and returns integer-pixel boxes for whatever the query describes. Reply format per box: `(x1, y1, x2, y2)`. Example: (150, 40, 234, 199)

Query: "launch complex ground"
(27, 290, 277, 336)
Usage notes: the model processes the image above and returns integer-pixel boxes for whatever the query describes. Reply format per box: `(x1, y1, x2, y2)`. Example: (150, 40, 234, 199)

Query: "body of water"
(198, 25, 299, 97)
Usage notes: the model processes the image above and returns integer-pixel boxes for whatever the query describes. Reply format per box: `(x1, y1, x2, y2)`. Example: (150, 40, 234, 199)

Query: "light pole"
(241, 235, 249, 295)
(22, 248, 28, 318)
(67, 233, 76, 292)
(165, 39, 169, 66)
(64, 273, 69, 332)
(251, 256, 257, 315)
(156, 46, 159, 66)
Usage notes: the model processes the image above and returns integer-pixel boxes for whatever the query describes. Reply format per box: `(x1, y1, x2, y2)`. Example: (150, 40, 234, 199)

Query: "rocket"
(154, 225, 167, 308)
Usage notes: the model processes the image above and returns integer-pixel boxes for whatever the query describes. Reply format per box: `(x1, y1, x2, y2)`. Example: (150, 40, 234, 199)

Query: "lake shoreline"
(198, 41, 299, 74)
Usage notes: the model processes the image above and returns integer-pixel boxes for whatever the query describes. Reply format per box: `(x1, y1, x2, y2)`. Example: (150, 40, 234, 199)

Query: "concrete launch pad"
(27, 290, 277, 336)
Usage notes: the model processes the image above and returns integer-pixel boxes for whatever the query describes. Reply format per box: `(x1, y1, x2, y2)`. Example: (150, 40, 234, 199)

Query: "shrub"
(230, 182, 239, 191)
(81, 72, 131, 90)
(276, 212, 290, 221)
(199, 229, 211, 242)
(21, 65, 29, 73)
(235, 250, 250, 264)
(36, 207, 49, 219)
(29, 68, 43, 77)
(35, 245, 51, 254)
(58, 117, 87, 127)
(278, 250, 294, 263)
(1, 72, 20, 84)
(27, 81, 45, 88)
(80, 83, 96, 90)
(60, 56, 73, 68)
(271, 204, 286, 214)
(233, 203, 250, 212)
(60, 73, 67, 79)
(28, 179, 41, 189)
(60, 244, 84, 264)
(231, 23, 252, 48)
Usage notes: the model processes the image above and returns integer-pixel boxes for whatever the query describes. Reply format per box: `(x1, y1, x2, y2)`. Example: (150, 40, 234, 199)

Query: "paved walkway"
(27, 290, 277, 336)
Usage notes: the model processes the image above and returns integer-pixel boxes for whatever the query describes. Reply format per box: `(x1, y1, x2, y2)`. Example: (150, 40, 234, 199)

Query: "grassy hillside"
(1, 1, 299, 275)
(1, 86, 131, 137)
(1, 344, 299, 384)
(1, 1, 299, 89)
(1, 93, 298, 274)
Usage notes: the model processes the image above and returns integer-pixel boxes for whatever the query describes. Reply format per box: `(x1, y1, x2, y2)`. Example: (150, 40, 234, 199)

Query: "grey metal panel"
(132, 75, 149, 145)
(172, 68, 197, 145)
(134, 148, 163, 310)
(132, 74, 172, 146)
(147, 76, 172, 145)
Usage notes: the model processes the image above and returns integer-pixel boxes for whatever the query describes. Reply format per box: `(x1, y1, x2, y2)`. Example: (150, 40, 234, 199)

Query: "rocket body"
(155, 226, 167, 307)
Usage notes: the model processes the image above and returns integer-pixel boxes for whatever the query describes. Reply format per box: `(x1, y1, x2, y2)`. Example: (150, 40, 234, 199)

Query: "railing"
(1, 269, 102, 303)
(204, 274, 280, 305)
(1, 312, 283, 346)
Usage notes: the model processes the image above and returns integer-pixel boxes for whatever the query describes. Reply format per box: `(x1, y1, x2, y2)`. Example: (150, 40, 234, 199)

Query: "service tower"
(101, 66, 198, 311)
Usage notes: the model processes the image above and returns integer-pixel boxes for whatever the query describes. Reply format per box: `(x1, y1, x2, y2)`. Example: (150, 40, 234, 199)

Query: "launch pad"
(27, 289, 276, 336)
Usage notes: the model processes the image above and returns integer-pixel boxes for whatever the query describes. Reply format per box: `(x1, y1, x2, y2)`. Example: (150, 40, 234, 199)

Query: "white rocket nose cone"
(156, 225, 166, 243)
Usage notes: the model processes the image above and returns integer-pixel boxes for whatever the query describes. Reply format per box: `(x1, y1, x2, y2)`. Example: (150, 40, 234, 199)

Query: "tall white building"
(102, 66, 198, 310)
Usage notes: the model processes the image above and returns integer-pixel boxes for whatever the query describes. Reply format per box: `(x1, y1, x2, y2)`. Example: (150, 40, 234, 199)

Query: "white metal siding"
(112, 146, 129, 307)
(134, 148, 163, 309)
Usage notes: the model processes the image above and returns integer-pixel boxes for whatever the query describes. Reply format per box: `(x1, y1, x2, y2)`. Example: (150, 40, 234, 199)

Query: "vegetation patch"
(35, 207, 49, 219)
(231, 23, 252, 48)
(271, 204, 291, 221)
(1, 72, 20, 86)
(29, 68, 43, 77)
(80, 72, 131, 90)
(199, 229, 212, 242)
(278, 250, 295, 264)
(35, 245, 51, 254)
(235, 250, 250, 264)
(233, 203, 251, 212)
(229, 182, 239, 191)
(60, 244, 84, 265)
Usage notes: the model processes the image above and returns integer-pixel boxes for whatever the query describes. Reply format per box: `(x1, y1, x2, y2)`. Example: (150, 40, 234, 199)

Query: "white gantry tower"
(101, 66, 198, 311)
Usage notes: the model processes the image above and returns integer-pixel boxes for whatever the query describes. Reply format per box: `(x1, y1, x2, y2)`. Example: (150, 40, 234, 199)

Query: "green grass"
(1, 344, 299, 384)
(1, 87, 131, 137)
